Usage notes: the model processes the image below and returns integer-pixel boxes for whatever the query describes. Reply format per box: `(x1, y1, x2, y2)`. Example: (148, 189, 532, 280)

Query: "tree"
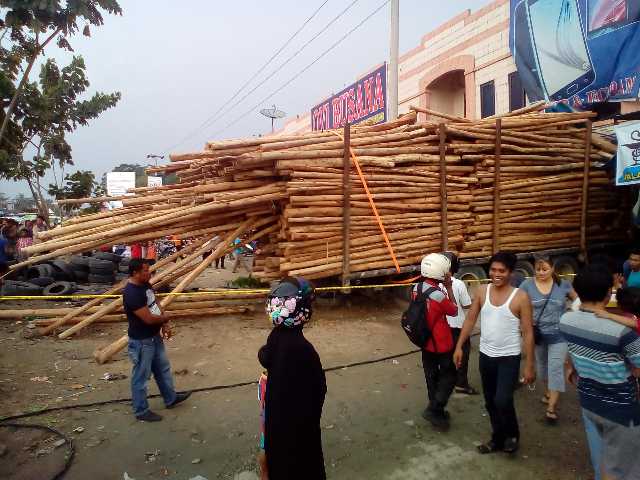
(0, 56, 120, 220)
(48, 169, 101, 214)
(0, 0, 123, 143)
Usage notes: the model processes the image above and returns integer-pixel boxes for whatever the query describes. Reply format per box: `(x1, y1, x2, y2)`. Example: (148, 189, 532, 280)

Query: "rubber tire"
(88, 273, 115, 285)
(1, 280, 43, 296)
(118, 264, 130, 274)
(26, 264, 55, 280)
(27, 276, 56, 287)
(552, 255, 579, 280)
(69, 255, 90, 270)
(514, 260, 535, 279)
(50, 260, 75, 281)
(93, 252, 122, 263)
(457, 265, 487, 299)
(89, 258, 115, 272)
(43, 281, 77, 296)
(72, 269, 89, 282)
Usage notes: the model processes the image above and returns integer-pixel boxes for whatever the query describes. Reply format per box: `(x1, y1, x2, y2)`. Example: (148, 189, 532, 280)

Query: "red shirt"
(412, 280, 458, 353)
(130, 244, 142, 259)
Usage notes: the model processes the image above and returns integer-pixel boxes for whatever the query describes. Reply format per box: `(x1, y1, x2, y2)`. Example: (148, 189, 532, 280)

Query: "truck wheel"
(457, 265, 487, 299)
(43, 281, 77, 296)
(553, 255, 579, 281)
(514, 260, 535, 282)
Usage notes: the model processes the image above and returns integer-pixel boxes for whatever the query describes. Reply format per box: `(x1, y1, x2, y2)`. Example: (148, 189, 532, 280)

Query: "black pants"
(451, 328, 471, 389)
(421, 350, 456, 414)
(479, 352, 521, 447)
(215, 255, 225, 268)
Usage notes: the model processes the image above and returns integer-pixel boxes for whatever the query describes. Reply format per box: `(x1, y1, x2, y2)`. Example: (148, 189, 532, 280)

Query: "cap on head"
(420, 253, 451, 281)
(266, 277, 315, 327)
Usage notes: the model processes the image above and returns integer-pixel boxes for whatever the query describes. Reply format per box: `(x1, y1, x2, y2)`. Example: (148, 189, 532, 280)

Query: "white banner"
(147, 176, 163, 188)
(106, 172, 136, 196)
(615, 121, 640, 186)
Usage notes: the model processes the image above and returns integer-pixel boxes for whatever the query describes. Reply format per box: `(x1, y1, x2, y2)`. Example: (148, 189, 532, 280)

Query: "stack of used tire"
(117, 256, 131, 282)
(69, 255, 90, 282)
(2, 260, 78, 297)
(88, 252, 121, 285)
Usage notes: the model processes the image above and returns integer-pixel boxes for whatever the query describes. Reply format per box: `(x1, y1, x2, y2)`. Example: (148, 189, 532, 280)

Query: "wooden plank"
(342, 123, 351, 286)
(581, 120, 592, 259)
(493, 118, 502, 253)
(439, 123, 448, 250)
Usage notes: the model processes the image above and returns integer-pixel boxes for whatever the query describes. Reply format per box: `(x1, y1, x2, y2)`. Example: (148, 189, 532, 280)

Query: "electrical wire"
(211, 0, 390, 137)
(162, 0, 331, 153)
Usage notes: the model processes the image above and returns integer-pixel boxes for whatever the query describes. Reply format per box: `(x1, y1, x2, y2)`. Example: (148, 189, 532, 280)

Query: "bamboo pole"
(493, 118, 502, 253)
(439, 123, 448, 250)
(342, 123, 351, 286)
(581, 121, 592, 259)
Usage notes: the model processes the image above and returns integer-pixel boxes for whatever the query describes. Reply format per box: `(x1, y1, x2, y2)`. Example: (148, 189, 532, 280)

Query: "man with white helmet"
(415, 252, 458, 429)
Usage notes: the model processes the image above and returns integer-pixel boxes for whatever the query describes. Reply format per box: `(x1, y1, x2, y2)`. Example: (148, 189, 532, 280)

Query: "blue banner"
(510, 0, 640, 108)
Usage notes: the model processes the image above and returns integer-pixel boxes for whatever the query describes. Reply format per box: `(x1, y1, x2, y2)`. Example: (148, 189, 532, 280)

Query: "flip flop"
(545, 410, 558, 425)
(455, 386, 480, 395)
(477, 440, 502, 454)
(540, 395, 550, 405)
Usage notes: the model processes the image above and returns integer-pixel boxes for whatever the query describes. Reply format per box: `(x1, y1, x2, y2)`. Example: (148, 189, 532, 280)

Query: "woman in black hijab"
(258, 277, 327, 480)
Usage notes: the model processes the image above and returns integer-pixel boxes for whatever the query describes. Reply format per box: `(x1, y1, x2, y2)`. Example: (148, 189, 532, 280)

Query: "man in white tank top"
(453, 252, 536, 455)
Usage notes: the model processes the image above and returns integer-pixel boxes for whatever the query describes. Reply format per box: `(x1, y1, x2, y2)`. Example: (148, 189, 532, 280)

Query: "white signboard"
(106, 171, 136, 196)
(147, 176, 163, 188)
(615, 121, 640, 186)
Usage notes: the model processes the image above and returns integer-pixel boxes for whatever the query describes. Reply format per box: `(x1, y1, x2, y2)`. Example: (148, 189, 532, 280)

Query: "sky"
(1, 0, 490, 197)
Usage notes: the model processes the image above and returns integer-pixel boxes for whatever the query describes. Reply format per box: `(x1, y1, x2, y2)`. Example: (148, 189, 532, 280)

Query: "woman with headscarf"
(258, 277, 327, 480)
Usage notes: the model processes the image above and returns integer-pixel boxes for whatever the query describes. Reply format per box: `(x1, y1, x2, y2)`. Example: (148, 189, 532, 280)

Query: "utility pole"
(388, 0, 399, 121)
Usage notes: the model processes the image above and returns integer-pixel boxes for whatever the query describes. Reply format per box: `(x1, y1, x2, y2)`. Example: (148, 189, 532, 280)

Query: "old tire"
(93, 252, 122, 263)
(70, 255, 90, 270)
(51, 260, 75, 281)
(457, 265, 487, 299)
(89, 258, 115, 273)
(26, 263, 55, 280)
(43, 281, 77, 296)
(27, 276, 56, 287)
(72, 269, 89, 282)
(514, 260, 534, 280)
(1, 280, 43, 296)
(553, 255, 579, 281)
(88, 273, 115, 285)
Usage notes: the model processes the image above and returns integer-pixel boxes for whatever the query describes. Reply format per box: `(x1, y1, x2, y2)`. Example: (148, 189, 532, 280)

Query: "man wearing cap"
(415, 253, 458, 429)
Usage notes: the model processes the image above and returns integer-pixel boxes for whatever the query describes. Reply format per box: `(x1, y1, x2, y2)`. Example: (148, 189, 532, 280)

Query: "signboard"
(147, 176, 163, 188)
(510, 0, 640, 107)
(106, 172, 136, 196)
(311, 63, 387, 131)
(615, 121, 640, 185)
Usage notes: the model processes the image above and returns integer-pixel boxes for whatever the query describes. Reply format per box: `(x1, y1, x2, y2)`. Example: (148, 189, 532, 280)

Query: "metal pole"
(342, 123, 351, 287)
(493, 118, 502, 253)
(388, 0, 399, 121)
(439, 123, 448, 250)
(580, 121, 592, 260)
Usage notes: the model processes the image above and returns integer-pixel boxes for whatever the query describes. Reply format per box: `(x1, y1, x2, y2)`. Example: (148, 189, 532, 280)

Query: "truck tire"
(70, 255, 90, 270)
(51, 260, 75, 281)
(72, 269, 89, 282)
(93, 252, 122, 263)
(28, 276, 56, 287)
(26, 264, 55, 280)
(1, 280, 43, 296)
(118, 263, 130, 274)
(88, 273, 115, 285)
(514, 260, 534, 279)
(89, 258, 115, 273)
(553, 255, 579, 280)
(43, 281, 77, 296)
(457, 265, 487, 298)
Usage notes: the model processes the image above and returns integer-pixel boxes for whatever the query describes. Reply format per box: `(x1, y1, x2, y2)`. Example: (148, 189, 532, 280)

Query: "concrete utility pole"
(388, 0, 399, 121)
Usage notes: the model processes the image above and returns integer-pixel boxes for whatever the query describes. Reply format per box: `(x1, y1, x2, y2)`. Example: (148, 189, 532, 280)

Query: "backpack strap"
(416, 283, 437, 302)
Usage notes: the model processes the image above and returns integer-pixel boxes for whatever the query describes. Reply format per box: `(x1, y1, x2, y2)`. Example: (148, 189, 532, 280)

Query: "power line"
(162, 0, 330, 153)
(198, 0, 362, 135)
(212, 0, 390, 137)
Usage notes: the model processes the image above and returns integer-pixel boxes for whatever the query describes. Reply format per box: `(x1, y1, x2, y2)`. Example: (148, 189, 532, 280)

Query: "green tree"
(0, 0, 122, 143)
(0, 56, 120, 219)
(48, 169, 100, 214)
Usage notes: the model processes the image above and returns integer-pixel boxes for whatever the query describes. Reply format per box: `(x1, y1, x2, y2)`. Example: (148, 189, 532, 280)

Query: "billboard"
(311, 63, 387, 131)
(147, 176, 163, 188)
(615, 121, 640, 185)
(106, 172, 136, 196)
(510, 0, 640, 107)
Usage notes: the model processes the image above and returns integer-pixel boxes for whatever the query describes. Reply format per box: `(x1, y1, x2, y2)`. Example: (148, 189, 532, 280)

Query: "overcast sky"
(1, 0, 490, 197)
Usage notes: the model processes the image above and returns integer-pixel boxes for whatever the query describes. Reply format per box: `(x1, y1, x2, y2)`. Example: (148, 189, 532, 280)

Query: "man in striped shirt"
(560, 264, 640, 480)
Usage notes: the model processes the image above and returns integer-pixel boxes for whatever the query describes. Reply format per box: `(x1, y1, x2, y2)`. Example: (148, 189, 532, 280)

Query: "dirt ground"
(0, 265, 593, 480)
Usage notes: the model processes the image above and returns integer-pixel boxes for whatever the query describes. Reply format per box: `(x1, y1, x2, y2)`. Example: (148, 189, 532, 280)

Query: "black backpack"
(401, 283, 437, 348)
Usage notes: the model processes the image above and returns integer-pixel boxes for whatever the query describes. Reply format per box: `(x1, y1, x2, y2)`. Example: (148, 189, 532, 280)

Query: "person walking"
(123, 259, 190, 422)
(519, 255, 576, 424)
(442, 251, 477, 395)
(415, 253, 458, 429)
(454, 251, 536, 454)
(560, 265, 640, 480)
(259, 277, 326, 479)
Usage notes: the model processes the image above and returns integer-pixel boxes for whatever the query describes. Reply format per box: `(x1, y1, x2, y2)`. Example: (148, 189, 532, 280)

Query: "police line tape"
(0, 274, 579, 301)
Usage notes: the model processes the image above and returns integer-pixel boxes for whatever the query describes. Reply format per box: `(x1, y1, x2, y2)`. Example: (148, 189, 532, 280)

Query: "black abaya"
(258, 326, 327, 480)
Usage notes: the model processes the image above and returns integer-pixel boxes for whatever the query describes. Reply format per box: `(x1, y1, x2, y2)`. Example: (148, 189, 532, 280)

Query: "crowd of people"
(0, 215, 48, 262)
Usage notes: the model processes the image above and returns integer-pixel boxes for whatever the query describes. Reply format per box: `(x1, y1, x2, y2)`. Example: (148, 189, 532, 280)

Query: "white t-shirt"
(439, 277, 472, 328)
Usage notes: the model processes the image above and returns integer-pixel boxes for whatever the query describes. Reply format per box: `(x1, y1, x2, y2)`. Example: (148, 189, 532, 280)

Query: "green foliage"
(48, 169, 102, 214)
(229, 276, 268, 289)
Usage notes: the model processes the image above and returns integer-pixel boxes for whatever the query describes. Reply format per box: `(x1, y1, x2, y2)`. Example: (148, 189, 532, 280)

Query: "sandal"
(540, 394, 550, 405)
(545, 410, 558, 424)
(503, 437, 519, 454)
(477, 440, 502, 454)
(455, 386, 479, 395)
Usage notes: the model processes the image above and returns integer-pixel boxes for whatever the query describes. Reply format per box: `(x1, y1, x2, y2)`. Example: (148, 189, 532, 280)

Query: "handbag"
(533, 284, 554, 345)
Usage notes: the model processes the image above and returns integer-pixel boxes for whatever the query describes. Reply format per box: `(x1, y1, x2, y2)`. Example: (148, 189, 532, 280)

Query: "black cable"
(0, 347, 419, 423)
(213, 0, 390, 137)
(163, 0, 331, 152)
(1, 423, 75, 480)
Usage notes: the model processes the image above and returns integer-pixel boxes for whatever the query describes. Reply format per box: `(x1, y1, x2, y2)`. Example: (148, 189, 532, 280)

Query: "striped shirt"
(560, 310, 640, 426)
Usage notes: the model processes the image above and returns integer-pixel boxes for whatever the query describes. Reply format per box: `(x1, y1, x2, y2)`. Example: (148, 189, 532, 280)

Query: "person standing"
(442, 251, 477, 395)
(415, 253, 458, 429)
(560, 265, 640, 480)
(123, 259, 190, 422)
(259, 277, 326, 480)
(622, 248, 640, 287)
(31, 215, 48, 245)
(519, 255, 576, 424)
(454, 251, 536, 454)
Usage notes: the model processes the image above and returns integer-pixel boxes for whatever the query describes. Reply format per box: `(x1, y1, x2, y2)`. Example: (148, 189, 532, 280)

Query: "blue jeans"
(128, 335, 177, 417)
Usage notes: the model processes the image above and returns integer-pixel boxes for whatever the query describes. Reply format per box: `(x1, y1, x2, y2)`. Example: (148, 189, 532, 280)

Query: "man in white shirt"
(442, 252, 477, 395)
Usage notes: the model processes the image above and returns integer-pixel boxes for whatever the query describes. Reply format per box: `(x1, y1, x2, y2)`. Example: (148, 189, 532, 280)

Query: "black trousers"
(451, 327, 471, 389)
(421, 349, 456, 414)
(479, 352, 521, 447)
(215, 255, 225, 268)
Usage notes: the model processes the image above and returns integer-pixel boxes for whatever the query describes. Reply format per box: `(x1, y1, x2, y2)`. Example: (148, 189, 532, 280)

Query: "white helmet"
(421, 253, 451, 281)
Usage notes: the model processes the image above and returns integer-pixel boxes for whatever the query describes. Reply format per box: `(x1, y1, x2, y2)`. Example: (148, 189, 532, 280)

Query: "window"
(480, 81, 495, 118)
(508, 71, 526, 112)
